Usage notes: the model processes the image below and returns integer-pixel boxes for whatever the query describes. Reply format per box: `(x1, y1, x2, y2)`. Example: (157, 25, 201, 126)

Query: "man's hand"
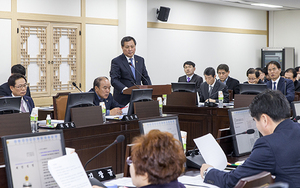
(208, 98, 216, 103)
(110, 107, 122, 115)
(200, 163, 213, 179)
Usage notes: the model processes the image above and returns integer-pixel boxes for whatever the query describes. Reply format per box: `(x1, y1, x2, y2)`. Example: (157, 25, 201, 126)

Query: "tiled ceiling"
(189, 0, 300, 10)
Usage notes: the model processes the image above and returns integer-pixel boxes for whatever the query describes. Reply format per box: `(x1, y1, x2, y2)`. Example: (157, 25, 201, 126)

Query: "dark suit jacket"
(0, 82, 31, 97)
(178, 74, 203, 93)
(204, 119, 300, 188)
(294, 80, 300, 92)
(23, 95, 35, 114)
(89, 88, 124, 115)
(266, 77, 295, 103)
(199, 80, 229, 103)
(110, 54, 151, 106)
(224, 76, 240, 97)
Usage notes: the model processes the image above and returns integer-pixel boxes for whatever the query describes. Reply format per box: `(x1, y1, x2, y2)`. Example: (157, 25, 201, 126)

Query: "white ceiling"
(189, 0, 300, 10)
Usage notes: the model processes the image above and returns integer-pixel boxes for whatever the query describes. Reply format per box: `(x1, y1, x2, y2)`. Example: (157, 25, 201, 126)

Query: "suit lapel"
(121, 54, 135, 80)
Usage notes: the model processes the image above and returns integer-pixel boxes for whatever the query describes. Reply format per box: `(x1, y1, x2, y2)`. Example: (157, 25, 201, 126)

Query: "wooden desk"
(163, 105, 231, 150)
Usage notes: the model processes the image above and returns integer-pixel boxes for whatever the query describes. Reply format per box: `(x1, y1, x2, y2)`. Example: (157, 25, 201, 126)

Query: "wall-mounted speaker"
(156, 6, 170, 22)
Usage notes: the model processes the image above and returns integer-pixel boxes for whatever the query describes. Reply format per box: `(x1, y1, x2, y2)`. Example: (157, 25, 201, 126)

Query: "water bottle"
(30, 107, 38, 133)
(218, 91, 223, 108)
(157, 97, 163, 116)
(46, 114, 52, 127)
(162, 94, 167, 105)
(100, 102, 106, 123)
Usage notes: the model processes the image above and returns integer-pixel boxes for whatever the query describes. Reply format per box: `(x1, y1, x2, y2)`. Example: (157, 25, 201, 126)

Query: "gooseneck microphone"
(131, 81, 140, 89)
(216, 129, 255, 140)
(72, 82, 82, 93)
(84, 135, 125, 169)
(129, 62, 150, 85)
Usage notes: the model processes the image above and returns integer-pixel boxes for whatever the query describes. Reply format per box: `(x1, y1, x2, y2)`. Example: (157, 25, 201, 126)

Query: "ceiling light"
(251, 3, 283, 8)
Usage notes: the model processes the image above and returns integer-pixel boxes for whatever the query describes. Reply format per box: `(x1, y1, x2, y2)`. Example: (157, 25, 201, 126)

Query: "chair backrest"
(123, 144, 134, 177)
(294, 91, 300, 101)
(52, 92, 70, 120)
(228, 89, 233, 101)
(234, 171, 274, 188)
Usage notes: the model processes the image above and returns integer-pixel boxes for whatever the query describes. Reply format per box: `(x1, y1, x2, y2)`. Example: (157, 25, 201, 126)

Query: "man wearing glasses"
(8, 73, 35, 113)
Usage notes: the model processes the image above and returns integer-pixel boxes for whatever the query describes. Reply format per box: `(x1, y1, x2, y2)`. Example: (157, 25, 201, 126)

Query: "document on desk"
(178, 175, 219, 187)
(48, 152, 92, 188)
(194, 133, 227, 170)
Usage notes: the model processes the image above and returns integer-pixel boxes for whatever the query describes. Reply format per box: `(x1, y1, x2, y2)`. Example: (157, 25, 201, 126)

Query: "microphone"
(72, 82, 82, 93)
(131, 81, 140, 89)
(292, 116, 300, 122)
(129, 62, 150, 85)
(216, 129, 255, 140)
(84, 135, 125, 169)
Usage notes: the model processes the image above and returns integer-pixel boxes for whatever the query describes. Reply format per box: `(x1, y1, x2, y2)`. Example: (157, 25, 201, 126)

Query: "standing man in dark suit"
(89, 76, 124, 115)
(110, 36, 152, 106)
(199, 67, 229, 103)
(217, 64, 239, 98)
(266, 61, 294, 103)
(0, 64, 31, 97)
(178, 61, 203, 93)
(8, 74, 35, 114)
(284, 68, 300, 92)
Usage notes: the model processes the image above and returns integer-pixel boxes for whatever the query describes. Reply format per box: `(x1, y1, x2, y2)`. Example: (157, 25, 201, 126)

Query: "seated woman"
(244, 68, 264, 84)
(129, 130, 186, 188)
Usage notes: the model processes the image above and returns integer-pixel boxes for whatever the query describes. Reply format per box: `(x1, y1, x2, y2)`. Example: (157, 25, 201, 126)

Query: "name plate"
(86, 166, 116, 182)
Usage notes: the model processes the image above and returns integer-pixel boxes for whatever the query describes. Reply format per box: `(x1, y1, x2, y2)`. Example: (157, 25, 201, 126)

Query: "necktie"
(273, 82, 276, 90)
(187, 77, 190, 82)
(20, 100, 26, 113)
(129, 58, 136, 79)
(209, 85, 213, 96)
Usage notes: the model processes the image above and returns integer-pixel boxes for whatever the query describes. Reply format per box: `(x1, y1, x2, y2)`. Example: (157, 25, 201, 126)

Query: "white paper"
(178, 175, 219, 187)
(193, 133, 227, 170)
(48, 152, 92, 188)
(104, 177, 134, 187)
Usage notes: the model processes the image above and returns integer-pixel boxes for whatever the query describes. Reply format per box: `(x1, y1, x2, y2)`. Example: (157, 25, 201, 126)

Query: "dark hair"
(217, 64, 229, 72)
(295, 66, 300, 72)
(8, 73, 27, 87)
(246, 68, 260, 78)
(255, 67, 263, 72)
(93, 76, 109, 89)
(131, 130, 186, 185)
(262, 67, 268, 75)
(266, 61, 281, 70)
(285, 68, 297, 78)
(249, 90, 290, 122)
(183, 61, 195, 68)
(280, 70, 285, 76)
(11, 64, 26, 76)
(204, 67, 215, 77)
(121, 36, 136, 47)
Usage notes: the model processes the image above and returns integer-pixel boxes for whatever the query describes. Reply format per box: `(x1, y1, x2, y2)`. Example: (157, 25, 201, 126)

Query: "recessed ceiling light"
(251, 3, 283, 8)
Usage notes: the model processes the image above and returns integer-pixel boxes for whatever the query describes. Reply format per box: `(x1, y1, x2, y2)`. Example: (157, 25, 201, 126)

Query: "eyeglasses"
(126, 156, 132, 166)
(14, 83, 28, 89)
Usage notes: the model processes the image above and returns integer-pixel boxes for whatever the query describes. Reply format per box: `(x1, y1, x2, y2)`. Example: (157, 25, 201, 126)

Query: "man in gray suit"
(178, 61, 203, 93)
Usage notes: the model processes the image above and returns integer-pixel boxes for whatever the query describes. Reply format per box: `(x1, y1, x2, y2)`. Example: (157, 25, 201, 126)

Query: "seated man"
(0, 64, 31, 97)
(8, 74, 34, 114)
(217, 64, 239, 97)
(199, 67, 229, 103)
(178, 61, 203, 93)
(295, 66, 300, 81)
(284, 68, 300, 92)
(89, 77, 124, 116)
(201, 90, 300, 188)
(244, 68, 264, 84)
(266, 61, 294, 103)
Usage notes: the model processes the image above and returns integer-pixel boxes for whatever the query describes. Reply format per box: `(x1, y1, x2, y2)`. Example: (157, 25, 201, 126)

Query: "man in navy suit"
(217, 64, 239, 98)
(110, 36, 152, 106)
(284, 68, 300, 92)
(199, 67, 229, 103)
(178, 61, 203, 93)
(0, 64, 31, 97)
(89, 76, 124, 115)
(8, 74, 35, 114)
(200, 90, 300, 188)
(266, 61, 294, 103)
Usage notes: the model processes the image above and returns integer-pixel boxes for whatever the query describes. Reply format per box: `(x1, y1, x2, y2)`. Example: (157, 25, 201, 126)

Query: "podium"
(123, 85, 172, 100)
